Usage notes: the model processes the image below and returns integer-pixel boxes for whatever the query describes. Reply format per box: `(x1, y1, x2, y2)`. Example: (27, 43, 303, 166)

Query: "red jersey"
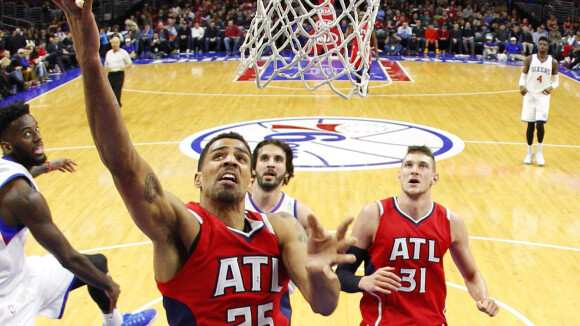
(157, 202, 291, 325)
(360, 197, 451, 326)
(351, 22, 372, 68)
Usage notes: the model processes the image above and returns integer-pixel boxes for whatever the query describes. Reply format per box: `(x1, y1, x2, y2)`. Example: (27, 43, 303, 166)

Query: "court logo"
(179, 117, 464, 171)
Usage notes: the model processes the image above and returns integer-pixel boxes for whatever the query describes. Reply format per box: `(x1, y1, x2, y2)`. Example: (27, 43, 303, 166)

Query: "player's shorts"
(521, 92, 550, 122)
(0, 255, 75, 325)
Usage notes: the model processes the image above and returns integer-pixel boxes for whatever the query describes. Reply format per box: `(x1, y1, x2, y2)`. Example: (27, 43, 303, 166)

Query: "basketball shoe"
(535, 151, 545, 166)
(104, 309, 158, 326)
(523, 151, 533, 165)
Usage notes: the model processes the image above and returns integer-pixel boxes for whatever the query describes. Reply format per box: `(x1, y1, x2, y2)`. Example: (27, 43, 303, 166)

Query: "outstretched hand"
(305, 215, 357, 280)
(51, 0, 100, 59)
(51, 158, 78, 173)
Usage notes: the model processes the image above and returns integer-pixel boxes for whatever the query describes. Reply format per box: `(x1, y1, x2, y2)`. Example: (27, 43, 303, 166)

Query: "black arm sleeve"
(336, 245, 369, 293)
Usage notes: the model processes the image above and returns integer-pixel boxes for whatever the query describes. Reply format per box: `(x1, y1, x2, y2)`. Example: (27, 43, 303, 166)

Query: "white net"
(238, 0, 380, 99)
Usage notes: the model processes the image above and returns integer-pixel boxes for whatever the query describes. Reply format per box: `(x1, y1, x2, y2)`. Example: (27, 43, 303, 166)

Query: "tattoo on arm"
(144, 173, 160, 203)
(295, 220, 307, 243)
(278, 212, 307, 243)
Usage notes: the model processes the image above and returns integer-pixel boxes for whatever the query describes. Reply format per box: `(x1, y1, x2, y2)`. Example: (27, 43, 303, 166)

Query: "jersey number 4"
(227, 302, 274, 326)
(537, 75, 542, 83)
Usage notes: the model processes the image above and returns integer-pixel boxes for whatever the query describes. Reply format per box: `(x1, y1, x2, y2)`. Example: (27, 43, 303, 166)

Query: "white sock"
(102, 308, 123, 326)
(537, 143, 543, 152)
(527, 145, 533, 153)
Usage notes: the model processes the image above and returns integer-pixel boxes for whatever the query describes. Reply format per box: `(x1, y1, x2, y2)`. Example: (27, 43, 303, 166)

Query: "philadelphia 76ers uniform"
(521, 54, 554, 122)
(157, 202, 291, 326)
(0, 157, 76, 325)
(245, 192, 297, 217)
(360, 197, 452, 326)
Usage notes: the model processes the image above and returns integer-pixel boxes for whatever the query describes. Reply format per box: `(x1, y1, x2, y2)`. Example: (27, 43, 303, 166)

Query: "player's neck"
(251, 185, 283, 212)
(396, 192, 433, 221)
(202, 197, 246, 230)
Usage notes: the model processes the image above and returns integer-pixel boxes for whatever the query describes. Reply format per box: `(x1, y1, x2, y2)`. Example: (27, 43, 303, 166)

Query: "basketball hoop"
(238, 0, 380, 99)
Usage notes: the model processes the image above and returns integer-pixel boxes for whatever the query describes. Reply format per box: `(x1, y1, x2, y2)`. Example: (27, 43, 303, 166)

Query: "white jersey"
(0, 158, 37, 297)
(245, 192, 297, 216)
(526, 54, 553, 93)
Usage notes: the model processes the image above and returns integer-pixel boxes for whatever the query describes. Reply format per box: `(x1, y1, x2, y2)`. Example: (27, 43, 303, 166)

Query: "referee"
(104, 36, 132, 106)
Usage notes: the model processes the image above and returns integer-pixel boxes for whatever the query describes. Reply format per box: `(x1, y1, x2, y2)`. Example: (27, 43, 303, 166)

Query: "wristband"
(550, 74, 559, 89)
(518, 73, 527, 87)
(47, 161, 52, 172)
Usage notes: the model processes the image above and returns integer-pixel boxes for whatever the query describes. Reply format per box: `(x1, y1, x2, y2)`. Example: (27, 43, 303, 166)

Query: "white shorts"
(0, 255, 75, 326)
(521, 92, 550, 122)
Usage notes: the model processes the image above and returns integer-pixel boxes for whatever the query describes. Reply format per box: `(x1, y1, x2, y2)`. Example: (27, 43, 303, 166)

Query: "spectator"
(176, 19, 191, 53)
(147, 32, 170, 59)
(5, 50, 29, 92)
(223, 20, 243, 55)
(12, 48, 36, 86)
(204, 21, 222, 52)
(505, 37, 525, 61)
(424, 23, 439, 53)
(397, 22, 412, 49)
(462, 21, 475, 54)
(509, 25, 522, 43)
(140, 23, 154, 56)
(126, 23, 141, 55)
(29, 43, 51, 83)
(437, 24, 449, 54)
(494, 23, 509, 52)
(406, 33, 421, 55)
(412, 20, 426, 52)
(521, 25, 534, 56)
(532, 25, 548, 45)
(546, 14, 558, 32)
(482, 35, 499, 59)
(448, 23, 462, 54)
(548, 27, 562, 59)
(384, 30, 403, 56)
(190, 22, 205, 54)
(121, 39, 136, 59)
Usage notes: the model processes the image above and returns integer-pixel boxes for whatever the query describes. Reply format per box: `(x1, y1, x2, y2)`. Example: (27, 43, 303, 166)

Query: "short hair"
(197, 132, 251, 171)
(538, 36, 549, 44)
(0, 101, 30, 138)
(405, 145, 436, 172)
(251, 139, 294, 185)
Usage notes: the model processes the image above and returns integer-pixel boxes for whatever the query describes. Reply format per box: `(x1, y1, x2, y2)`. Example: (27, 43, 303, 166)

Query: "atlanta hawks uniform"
(521, 54, 554, 122)
(157, 202, 291, 326)
(0, 157, 75, 325)
(245, 192, 298, 216)
(360, 197, 452, 326)
(350, 22, 372, 69)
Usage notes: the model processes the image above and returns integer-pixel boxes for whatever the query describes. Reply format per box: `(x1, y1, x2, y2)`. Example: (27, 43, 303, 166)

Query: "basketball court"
(15, 51, 577, 326)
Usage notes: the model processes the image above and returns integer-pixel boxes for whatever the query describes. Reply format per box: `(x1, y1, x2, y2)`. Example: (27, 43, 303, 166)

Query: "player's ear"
(194, 172, 202, 189)
(431, 173, 439, 185)
(0, 141, 12, 154)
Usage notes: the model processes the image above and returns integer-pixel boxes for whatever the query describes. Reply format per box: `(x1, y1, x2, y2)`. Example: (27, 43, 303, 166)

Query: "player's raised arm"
(271, 212, 357, 315)
(51, 0, 185, 245)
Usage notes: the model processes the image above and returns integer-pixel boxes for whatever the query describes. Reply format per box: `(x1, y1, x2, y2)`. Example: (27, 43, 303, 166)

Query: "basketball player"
(52, 1, 357, 325)
(520, 36, 559, 166)
(0, 101, 157, 326)
(246, 139, 315, 230)
(104, 36, 132, 107)
(346, 10, 378, 93)
(336, 146, 499, 325)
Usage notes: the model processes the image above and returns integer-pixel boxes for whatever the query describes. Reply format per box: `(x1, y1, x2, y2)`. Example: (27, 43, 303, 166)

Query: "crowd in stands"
(1, 0, 579, 100)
